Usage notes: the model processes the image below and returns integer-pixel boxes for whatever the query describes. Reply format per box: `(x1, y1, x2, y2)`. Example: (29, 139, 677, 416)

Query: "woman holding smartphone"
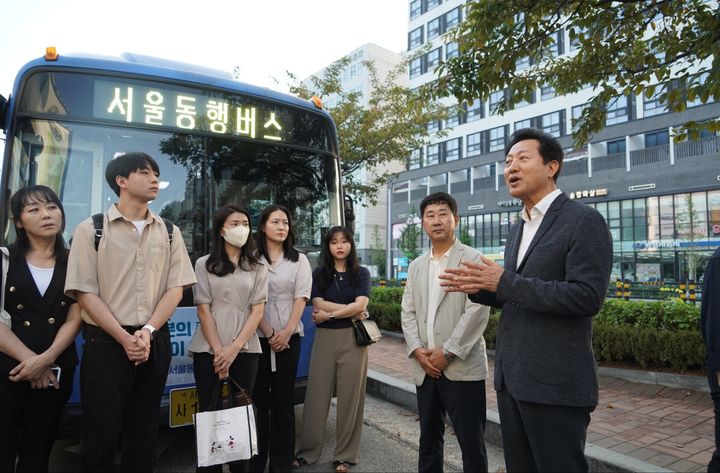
(250, 205, 312, 473)
(294, 226, 370, 473)
(0, 185, 82, 472)
(188, 204, 267, 473)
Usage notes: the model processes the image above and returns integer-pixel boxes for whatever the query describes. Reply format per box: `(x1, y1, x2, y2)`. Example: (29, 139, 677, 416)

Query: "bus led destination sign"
(93, 80, 289, 143)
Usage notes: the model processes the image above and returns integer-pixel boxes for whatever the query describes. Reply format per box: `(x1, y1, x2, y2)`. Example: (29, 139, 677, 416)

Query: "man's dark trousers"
(497, 388, 592, 472)
(416, 375, 487, 473)
(80, 324, 171, 472)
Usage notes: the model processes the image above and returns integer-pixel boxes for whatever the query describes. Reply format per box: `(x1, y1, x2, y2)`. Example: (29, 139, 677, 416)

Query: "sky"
(0, 0, 408, 97)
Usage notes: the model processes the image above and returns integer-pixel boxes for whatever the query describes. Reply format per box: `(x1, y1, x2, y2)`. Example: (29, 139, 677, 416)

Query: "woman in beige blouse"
(250, 204, 312, 473)
(188, 204, 268, 473)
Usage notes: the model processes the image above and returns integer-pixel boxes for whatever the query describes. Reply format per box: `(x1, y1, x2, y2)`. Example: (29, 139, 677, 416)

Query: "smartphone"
(49, 366, 61, 385)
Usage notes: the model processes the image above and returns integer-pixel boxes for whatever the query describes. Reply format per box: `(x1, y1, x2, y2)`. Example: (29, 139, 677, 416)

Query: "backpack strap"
(92, 213, 173, 251)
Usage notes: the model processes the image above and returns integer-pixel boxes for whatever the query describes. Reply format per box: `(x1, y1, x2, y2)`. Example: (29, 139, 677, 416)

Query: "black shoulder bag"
(333, 273, 382, 346)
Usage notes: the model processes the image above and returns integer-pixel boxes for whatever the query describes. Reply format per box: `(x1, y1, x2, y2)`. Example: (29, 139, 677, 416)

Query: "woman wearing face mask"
(188, 204, 268, 473)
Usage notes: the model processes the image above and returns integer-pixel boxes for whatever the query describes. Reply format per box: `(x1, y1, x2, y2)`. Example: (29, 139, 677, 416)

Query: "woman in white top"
(249, 205, 312, 473)
(0, 185, 81, 473)
(188, 204, 268, 473)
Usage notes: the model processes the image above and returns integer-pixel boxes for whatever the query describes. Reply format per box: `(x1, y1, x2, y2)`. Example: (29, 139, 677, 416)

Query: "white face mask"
(222, 225, 250, 248)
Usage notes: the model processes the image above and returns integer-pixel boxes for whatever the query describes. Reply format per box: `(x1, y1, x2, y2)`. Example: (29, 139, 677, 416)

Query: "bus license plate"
(169, 384, 229, 428)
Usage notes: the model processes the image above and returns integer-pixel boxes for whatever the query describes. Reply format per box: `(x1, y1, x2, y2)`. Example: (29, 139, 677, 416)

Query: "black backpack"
(91, 213, 173, 251)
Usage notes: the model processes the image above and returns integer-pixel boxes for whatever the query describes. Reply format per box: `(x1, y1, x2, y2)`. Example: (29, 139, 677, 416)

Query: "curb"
(366, 369, 672, 473)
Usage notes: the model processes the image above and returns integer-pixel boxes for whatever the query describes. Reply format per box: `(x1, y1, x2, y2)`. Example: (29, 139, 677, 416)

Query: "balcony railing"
(630, 145, 670, 166)
(563, 157, 589, 176)
(592, 152, 625, 172)
(675, 135, 720, 160)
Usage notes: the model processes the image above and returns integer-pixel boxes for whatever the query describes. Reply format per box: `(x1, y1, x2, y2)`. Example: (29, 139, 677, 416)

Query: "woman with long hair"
(0, 185, 81, 472)
(250, 205, 312, 473)
(188, 204, 268, 473)
(294, 226, 370, 473)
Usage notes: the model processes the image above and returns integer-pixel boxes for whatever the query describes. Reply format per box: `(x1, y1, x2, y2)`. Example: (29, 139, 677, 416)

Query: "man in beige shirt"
(65, 152, 196, 472)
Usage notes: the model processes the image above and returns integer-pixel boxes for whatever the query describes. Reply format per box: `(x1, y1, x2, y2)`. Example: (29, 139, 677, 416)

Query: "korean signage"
(93, 80, 288, 143)
(568, 188, 608, 199)
(498, 198, 523, 207)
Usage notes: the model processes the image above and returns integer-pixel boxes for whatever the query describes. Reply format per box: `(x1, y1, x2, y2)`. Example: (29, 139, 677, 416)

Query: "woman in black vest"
(0, 185, 81, 472)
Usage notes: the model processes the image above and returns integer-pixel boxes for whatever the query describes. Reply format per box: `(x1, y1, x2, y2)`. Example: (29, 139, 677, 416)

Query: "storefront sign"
(633, 241, 681, 249)
(568, 188, 608, 199)
(498, 198, 522, 207)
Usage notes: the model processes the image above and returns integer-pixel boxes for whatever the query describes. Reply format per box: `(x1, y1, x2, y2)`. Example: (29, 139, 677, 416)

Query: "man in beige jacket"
(401, 192, 490, 473)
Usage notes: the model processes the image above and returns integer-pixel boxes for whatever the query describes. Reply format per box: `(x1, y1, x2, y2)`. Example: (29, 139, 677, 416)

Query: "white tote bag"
(194, 392, 258, 466)
(0, 247, 10, 328)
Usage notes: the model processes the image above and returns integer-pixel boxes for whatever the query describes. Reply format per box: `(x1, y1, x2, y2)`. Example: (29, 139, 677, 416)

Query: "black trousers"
(250, 334, 301, 473)
(193, 351, 259, 473)
(496, 388, 593, 473)
(80, 324, 171, 473)
(708, 370, 720, 472)
(0, 367, 75, 473)
(416, 375, 488, 473)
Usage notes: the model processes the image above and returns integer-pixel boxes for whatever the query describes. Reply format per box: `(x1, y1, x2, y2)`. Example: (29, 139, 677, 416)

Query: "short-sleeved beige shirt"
(64, 205, 197, 326)
(188, 255, 268, 355)
(257, 253, 312, 337)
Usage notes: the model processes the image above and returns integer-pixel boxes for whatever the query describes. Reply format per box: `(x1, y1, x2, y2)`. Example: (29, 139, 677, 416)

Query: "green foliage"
(287, 54, 448, 206)
(594, 298, 700, 331)
(432, 0, 720, 145)
(397, 209, 422, 261)
(458, 224, 473, 247)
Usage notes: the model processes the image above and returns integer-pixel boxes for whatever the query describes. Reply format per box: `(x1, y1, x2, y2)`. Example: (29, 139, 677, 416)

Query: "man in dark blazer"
(441, 128, 613, 472)
(701, 246, 720, 472)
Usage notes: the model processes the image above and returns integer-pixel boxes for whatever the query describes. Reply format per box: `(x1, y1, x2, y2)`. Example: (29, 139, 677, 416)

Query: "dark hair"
(256, 204, 299, 265)
(505, 128, 564, 182)
(315, 226, 361, 290)
(105, 152, 161, 196)
(9, 185, 67, 261)
(206, 204, 259, 276)
(420, 192, 458, 217)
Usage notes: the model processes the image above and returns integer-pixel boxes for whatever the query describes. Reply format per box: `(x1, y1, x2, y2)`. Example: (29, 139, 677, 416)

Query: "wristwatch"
(142, 324, 157, 340)
(328, 313, 336, 322)
(442, 348, 456, 362)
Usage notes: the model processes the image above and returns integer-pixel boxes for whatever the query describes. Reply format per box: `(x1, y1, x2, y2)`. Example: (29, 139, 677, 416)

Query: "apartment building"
(389, 0, 720, 284)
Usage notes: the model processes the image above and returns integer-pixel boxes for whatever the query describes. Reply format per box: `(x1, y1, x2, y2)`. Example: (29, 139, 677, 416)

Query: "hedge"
(369, 287, 705, 372)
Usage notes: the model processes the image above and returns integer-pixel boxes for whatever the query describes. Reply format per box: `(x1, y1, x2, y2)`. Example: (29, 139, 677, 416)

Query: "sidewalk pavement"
(366, 335, 716, 473)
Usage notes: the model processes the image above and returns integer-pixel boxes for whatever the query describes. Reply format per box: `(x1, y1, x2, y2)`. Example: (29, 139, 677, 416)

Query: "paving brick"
(646, 453, 681, 467)
(667, 459, 705, 472)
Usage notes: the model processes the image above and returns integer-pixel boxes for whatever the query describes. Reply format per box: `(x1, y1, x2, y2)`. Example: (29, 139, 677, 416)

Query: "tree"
(432, 0, 720, 146)
(459, 223, 473, 247)
(286, 54, 448, 205)
(397, 209, 422, 262)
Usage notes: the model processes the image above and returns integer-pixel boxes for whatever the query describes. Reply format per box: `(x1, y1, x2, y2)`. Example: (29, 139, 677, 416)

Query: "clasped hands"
(268, 328, 291, 353)
(413, 347, 450, 378)
(438, 256, 504, 294)
(311, 308, 367, 325)
(123, 329, 152, 365)
(8, 352, 59, 390)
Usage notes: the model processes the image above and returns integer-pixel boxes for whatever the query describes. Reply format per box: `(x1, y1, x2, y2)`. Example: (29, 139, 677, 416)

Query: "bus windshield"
(4, 70, 342, 261)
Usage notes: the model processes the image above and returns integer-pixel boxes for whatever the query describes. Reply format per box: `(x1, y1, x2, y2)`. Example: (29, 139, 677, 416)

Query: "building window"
(540, 83, 556, 101)
(426, 0, 441, 11)
(540, 110, 564, 137)
(606, 95, 631, 125)
(410, 0, 423, 19)
(489, 89, 506, 115)
(465, 99, 483, 123)
(444, 138, 462, 162)
(445, 105, 464, 129)
(445, 41, 459, 60)
(607, 138, 626, 155)
(426, 48, 442, 71)
(645, 130, 669, 148)
(543, 30, 564, 58)
(515, 118, 532, 131)
(569, 26, 586, 52)
(488, 125, 507, 152)
(467, 132, 482, 157)
(427, 119, 442, 134)
(409, 57, 424, 79)
(688, 71, 710, 108)
(514, 89, 535, 108)
(445, 7, 462, 30)
(644, 84, 668, 117)
(571, 103, 588, 131)
(427, 17, 442, 40)
(426, 143, 440, 166)
(408, 148, 423, 170)
(515, 56, 531, 71)
(408, 27, 424, 50)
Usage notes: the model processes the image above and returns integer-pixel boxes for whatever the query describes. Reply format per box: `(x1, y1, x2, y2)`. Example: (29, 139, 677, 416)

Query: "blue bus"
(0, 48, 351, 427)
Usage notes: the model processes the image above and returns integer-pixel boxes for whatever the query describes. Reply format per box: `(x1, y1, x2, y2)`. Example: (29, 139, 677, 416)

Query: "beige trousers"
(295, 327, 368, 464)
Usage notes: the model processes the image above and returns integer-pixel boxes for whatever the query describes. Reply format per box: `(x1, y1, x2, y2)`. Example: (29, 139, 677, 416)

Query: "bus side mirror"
(0, 95, 7, 131)
(343, 193, 355, 233)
